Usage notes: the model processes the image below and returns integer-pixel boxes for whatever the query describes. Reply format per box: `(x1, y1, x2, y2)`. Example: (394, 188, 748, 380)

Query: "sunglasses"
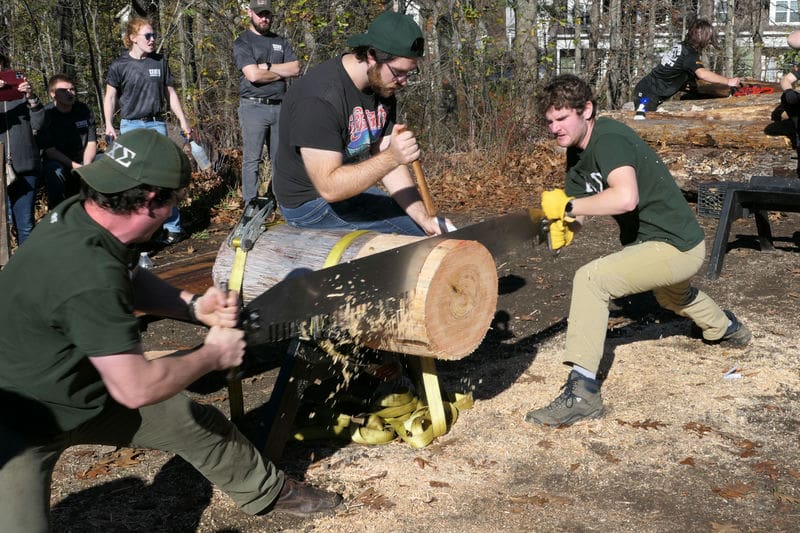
(139, 32, 157, 41)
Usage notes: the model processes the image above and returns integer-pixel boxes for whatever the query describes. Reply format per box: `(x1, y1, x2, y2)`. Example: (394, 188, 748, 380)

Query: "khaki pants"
(564, 240, 729, 373)
(0, 394, 283, 532)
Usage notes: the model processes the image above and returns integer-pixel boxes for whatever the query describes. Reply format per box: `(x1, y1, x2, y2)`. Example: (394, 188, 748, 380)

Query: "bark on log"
(213, 225, 498, 360)
(601, 104, 792, 150)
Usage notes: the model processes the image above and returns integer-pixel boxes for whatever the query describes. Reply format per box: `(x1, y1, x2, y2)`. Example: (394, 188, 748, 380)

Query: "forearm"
(93, 347, 220, 408)
(244, 60, 300, 84)
(103, 91, 116, 131)
(44, 148, 77, 168)
(167, 88, 189, 129)
(304, 147, 400, 202)
(132, 268, 191, 320)
(695, 68, 731, 86)
(781, 73, 797, 91)
(83, 142, 97, 165)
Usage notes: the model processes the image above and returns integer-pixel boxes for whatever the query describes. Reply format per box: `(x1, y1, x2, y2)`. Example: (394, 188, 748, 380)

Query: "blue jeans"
(42, 160, 79, 209)
(6, 173, 39, 245)
(280, 187, 425, 236)
(238, 98, 281, 204)
(119, 119, 181, 234)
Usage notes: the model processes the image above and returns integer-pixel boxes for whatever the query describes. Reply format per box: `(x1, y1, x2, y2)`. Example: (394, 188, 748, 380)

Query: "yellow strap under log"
(419, 357, 447, 438)
(323, 230, 370, 268)
(227, 239, 248, 423)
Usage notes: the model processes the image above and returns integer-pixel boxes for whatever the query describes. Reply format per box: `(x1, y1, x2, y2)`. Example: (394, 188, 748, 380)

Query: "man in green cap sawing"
(273, 10, 452, 236)
(0, 129, 342, 529)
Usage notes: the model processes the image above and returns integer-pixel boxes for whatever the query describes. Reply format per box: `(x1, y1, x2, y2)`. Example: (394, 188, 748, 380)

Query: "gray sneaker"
(524, 371, 604, 427)
(692, 310, 751, 347)
(718, 310, 751, 347)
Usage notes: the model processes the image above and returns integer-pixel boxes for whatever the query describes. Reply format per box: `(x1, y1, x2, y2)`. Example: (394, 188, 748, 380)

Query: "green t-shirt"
(564, 117, 704, 250)
(0, 197, 141, 438)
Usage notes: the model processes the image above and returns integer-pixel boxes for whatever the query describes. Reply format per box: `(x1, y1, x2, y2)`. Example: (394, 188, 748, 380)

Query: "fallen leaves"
(76, 448, 146, 480)
(683, 421, 714, 438)
(354, 487, 395, 510)
(712, 482, 754, 499)
(615, 418, 668, 430)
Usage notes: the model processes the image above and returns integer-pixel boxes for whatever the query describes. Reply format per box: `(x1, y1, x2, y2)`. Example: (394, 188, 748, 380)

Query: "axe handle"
(411, 160, 437, 217)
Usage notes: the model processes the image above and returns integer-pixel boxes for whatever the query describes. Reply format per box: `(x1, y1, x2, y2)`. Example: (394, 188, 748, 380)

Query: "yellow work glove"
(541, 189, 575, 222)
(547, 219, 574, 251)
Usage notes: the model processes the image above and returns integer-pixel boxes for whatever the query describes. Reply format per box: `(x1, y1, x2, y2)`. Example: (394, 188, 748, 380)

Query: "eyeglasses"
(139, 32, 157, 41)
(254, 11, 273, 19)
(385, 63, 420, 82)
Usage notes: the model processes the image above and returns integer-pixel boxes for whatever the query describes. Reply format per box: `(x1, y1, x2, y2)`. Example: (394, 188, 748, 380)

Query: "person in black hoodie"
(0, 52, 44, 245)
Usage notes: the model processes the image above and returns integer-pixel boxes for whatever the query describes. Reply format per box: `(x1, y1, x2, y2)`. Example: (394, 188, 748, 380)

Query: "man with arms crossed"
(234, 0, 300, 204)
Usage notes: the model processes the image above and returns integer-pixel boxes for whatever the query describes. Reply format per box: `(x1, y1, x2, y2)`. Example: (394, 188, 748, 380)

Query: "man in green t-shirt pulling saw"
(525, 75, 751, 428)
(0, 129, 341, 529)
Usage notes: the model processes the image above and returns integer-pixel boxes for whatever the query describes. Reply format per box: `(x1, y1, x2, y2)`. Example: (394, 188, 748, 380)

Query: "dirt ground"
(45, 145, 799, 532)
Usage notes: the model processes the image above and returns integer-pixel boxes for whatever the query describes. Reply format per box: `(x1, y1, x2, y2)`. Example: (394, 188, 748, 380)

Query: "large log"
(213, 225, 498, 360)
(601, 107, 791, 149)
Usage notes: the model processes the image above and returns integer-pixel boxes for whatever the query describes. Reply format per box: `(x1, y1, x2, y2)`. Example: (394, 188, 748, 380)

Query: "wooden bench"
(706, 176, 800, 280)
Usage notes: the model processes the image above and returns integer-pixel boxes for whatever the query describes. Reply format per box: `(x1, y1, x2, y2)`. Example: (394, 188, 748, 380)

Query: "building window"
(773, 0, 800, 24)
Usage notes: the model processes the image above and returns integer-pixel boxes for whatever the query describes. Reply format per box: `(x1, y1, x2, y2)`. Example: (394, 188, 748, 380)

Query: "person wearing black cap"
(234, 0, 300, 204)
(0, 129, 342, 529)
(273, 10, 452, 236)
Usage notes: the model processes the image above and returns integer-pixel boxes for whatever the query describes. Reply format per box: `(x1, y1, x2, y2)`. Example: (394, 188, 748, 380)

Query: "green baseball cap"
(346, 11, 424, 58)
(76, 129, 190, 194)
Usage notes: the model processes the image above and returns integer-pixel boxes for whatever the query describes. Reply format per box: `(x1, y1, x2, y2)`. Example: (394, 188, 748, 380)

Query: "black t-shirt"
(273, 55, 396, 208)
(637, 42, 704, 99)
(106, 52, 173, 119)
(233, 30, 297, 99)
(37, 102, 97, 162)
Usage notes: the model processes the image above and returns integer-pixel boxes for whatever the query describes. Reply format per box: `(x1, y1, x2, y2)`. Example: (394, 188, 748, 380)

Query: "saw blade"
(243, 208, 548, 345)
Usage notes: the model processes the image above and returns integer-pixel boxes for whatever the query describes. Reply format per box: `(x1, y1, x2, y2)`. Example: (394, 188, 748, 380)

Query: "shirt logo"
(272, 43, 283, 52)
(584, 172, 604, 194)
(106, 143, 137, 168)
(49, 212, 59, 224)
(149, 69, 161, 77)
(660, 44, 682, 68)
(75, 120, 88, 128)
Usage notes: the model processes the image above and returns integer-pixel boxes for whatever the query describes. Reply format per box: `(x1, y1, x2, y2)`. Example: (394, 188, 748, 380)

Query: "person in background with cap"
(273, 10, 451, 235)
(234, 0, 300, 205)
(0, 129, 343, 529)
(103, 16, 191, 246)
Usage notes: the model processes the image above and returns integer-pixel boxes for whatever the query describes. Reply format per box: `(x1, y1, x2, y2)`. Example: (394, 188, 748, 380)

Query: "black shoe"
(160, 230, 186, 246)
(267, 478, 343, 517)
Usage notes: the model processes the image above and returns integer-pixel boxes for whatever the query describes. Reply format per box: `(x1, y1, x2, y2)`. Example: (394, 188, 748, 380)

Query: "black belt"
(245, 96, 282, 105)
(130, 114, 164, 122)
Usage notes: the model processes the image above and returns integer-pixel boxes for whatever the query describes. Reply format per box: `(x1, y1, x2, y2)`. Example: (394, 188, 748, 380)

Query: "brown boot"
(267, 478, 343, 517)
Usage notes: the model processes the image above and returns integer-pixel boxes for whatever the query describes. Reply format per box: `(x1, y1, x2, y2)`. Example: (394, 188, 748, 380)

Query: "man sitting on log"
(272, 10, 451, 236)
(0, 129, 342, 528)
(524, 74, 751, 428)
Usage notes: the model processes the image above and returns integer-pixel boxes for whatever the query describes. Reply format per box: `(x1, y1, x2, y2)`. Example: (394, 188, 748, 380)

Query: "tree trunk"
(212, 226, 499, 360)
(57, 0, 76, 79)
(514, 0, 539, 83)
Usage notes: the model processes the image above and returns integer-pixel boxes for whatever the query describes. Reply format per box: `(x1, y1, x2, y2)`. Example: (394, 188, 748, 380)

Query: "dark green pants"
(0, 394, 283, 532)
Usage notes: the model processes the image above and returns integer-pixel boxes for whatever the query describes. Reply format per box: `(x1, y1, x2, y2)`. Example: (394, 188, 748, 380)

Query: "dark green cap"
(346, 11, 424, 58)
(76, 129, 190, 194)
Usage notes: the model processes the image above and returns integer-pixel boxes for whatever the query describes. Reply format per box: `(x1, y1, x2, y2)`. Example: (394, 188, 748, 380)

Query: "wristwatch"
(266, 62, 272, 71)
(565, 200, 574, 216)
